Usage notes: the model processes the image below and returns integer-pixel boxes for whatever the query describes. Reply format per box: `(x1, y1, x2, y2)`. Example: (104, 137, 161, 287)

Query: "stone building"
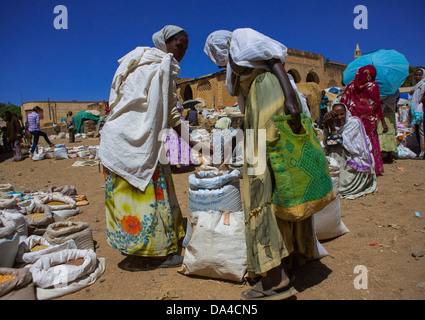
(20, 100, 108, 126)
(177, 47, 347, 109)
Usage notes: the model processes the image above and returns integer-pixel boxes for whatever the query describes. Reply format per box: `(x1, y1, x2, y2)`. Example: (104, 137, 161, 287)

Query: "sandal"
(148, 255, 184, 268)
(240, 280, 297, 300)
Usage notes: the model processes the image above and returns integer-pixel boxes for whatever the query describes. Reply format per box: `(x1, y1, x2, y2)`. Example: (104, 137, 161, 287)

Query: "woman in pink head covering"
(340, 65, 388, 174)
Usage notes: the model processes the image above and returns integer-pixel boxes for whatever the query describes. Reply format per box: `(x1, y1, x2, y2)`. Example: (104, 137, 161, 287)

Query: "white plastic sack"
(1, 211, 28, 243)
(0, 216, 19, 268)
(327, 156, 340, 196)
(32, 147, 45, 161)
(311, 216, 328, 260)
(313, 195, 349, 240)
(30, 249, 98, 289)
(0, 184, 13, 193)
(54, 146, 69, 160)
(179, 210, 247, 282)
(188, 170, 241, 190)
(15, 235, 77, 264)
(396, 144, 417, 159)
(35, 257, 105, 300)
(184, 170, 242, 247)
(0, 198, 17, 210)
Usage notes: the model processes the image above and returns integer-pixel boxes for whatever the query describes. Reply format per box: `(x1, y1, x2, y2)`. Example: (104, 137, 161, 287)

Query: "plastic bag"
(179, 210, 247, 282)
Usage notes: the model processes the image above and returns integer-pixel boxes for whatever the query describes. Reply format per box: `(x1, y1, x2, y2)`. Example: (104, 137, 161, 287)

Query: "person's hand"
(288, 110, 301, 134)
(323, 111, 335, 128)
(382, 121, 388, 134)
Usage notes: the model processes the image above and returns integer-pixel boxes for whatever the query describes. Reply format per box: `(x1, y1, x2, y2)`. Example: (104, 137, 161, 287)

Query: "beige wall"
(177, 47, 347, 110)
(21, 101, 108, 125)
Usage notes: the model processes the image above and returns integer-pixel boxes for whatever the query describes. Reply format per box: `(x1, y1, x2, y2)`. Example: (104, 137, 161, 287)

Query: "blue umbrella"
(343, 49, 409, 97)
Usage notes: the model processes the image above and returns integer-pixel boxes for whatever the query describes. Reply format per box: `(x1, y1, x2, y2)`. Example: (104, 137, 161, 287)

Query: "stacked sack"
(179, 170, 247, 282)
(0, 184, 105, 300)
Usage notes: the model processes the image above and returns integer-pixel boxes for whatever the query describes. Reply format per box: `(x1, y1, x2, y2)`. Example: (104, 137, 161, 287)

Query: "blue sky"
(1, 0, 423, 105)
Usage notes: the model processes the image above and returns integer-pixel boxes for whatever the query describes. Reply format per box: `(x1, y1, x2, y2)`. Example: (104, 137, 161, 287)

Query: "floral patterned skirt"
(104, 163, 185, 257)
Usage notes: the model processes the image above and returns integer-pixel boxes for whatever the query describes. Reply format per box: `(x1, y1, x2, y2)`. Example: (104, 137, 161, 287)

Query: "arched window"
(197, 80, 212, 91)
(288, 69, 301, 83)
(183, 85, 193, 101)
(306, 71, 320, 84)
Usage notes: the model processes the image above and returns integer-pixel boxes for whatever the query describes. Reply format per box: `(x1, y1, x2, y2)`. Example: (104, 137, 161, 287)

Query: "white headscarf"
(204, 30, 232, 67)
(326, 103, 374, 173)
(152, 25, 185, 53)
(205, 28, 288, 97)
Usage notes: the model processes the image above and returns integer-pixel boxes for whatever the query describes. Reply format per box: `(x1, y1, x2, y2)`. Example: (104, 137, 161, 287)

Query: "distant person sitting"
(25, 106, 55, 157)
(185, 106, 199, 126)
(66, 111, 75, 143)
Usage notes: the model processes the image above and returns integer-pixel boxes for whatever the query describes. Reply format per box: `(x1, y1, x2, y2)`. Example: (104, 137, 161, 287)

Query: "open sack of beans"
(35, 193, 79, 220)
(15, 235, 77, 266)
(21, 203, 56, 236)
(0, 267, 35, 300)
(0, 216, 19, 268)
(43, 221, 94, 251)
(29, 248, 105, 300)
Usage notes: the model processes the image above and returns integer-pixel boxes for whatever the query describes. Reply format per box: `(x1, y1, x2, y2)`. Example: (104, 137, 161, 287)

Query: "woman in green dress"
(205, 28, 315, 300)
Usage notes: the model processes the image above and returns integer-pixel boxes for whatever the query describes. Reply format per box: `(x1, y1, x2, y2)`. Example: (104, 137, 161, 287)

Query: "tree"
(0, 102, 22, 120)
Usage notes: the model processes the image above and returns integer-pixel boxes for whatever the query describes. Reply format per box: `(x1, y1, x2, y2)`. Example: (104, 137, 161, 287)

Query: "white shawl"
(326, 103, 374, 173)
(99, 46, 180, 191)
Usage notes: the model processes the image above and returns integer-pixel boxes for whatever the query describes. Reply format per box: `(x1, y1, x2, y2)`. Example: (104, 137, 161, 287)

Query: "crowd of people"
(2, 25, 423, 300)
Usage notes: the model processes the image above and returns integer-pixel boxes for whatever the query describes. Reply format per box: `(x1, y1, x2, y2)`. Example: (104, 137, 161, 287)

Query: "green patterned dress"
(104, 163, 185, 257)
(241, 70, 314, 277)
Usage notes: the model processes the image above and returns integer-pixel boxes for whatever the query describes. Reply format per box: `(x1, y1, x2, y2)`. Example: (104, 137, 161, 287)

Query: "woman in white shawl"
(323, 103, 377, 199)
(410, 68, 425, 158)
(205, 29, 314, 300)
(99, 26, 207, 267)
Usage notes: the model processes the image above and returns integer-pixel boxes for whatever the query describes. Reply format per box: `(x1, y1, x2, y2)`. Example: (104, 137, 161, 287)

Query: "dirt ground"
(1, 136, 425, 301)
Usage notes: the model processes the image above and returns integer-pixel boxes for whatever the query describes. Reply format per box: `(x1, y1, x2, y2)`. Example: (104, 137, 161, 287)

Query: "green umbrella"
(182, 99, 201, 109)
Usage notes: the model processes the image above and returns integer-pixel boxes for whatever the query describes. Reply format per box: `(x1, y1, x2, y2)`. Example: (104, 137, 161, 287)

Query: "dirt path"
(1, 137, 425, 300)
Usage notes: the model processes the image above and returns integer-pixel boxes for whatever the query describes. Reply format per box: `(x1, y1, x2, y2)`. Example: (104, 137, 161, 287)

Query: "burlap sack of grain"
(0, 267, 35, 300)
(43, 221, 94, 251)
(22, 203, 55, 236)
(15, 235, 77, 265)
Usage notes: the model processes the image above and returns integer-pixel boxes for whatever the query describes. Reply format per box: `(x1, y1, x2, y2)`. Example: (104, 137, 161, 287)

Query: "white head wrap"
(204, 30, 232, 67)
(327, 103, 374, 173)
(152, 25, 185, 53)
(204, 28, 288, 96)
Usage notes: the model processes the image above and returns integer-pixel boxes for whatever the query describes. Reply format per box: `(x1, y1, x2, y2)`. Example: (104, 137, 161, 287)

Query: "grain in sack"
(43, 221, 94, 251)
(0, 267, 35, 300)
